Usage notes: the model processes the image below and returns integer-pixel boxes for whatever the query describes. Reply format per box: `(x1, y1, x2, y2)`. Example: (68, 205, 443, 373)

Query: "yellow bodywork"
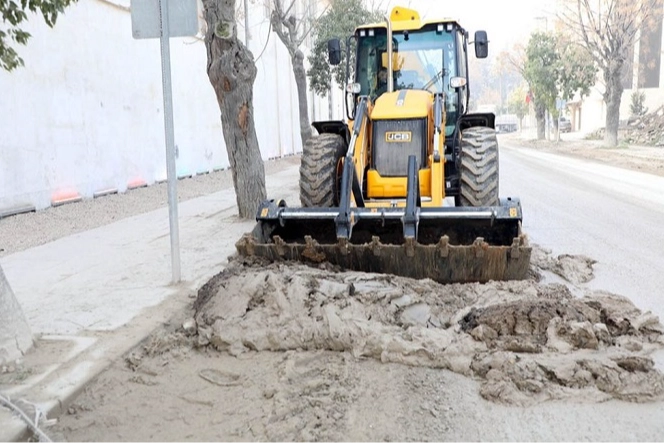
(348, 70, 446, 208)
(357, 6, 459, 32)
(345, 6, 450, 209)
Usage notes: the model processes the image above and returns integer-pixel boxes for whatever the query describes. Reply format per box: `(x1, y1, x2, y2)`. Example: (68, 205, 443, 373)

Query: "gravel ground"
(0, 156, 301, 258)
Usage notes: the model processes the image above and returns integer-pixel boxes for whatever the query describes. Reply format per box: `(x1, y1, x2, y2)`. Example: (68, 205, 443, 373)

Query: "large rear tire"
(456, 126, 499, 207)
(300, 133, 347, 207)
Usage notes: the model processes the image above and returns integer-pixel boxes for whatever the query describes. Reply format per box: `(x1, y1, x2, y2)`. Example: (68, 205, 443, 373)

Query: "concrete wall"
(0, 0, 342, 212)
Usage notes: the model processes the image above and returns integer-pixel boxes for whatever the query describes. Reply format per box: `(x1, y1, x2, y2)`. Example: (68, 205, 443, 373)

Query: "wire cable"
(255, 18, 273, 62)
(0, 393, 52, 442)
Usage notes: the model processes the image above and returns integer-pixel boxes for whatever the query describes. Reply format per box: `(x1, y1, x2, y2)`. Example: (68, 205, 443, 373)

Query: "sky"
(381, 0, 554, 52)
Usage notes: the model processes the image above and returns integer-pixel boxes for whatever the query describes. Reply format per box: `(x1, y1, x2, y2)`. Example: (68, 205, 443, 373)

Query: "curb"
(0, 204, 36, 219)
(93, 188, 118, 198)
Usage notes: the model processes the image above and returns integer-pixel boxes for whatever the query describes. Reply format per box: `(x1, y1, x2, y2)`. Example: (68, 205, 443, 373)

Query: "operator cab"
(328, 11, 488, 137)
(325, 7, 491, 199)
(356, 24, 465, 135)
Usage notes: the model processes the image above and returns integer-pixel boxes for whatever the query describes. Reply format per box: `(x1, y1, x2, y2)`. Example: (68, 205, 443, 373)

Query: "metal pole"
(158, 0, 181, 283)
(244, 0, 250, 46)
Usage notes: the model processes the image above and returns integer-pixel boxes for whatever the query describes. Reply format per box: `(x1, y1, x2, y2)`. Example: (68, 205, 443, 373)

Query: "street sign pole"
(158, 0, 181, 283)
(131, 0, 197, 283)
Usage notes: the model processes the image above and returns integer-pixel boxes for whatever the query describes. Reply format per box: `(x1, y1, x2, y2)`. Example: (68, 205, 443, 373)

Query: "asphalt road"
(499, 143, 664, 323)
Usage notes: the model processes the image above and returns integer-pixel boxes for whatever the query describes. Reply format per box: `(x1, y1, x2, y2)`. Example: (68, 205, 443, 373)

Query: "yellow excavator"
(236, 6, 531, 283)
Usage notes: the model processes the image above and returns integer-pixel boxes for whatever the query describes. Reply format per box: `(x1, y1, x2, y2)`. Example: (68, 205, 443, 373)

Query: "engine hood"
(370, 89, 432, 120)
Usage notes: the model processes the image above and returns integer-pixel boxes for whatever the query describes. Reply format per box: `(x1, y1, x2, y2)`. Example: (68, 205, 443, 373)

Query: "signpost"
(556, 98, 567, 142)
(131, 0, 198, 283)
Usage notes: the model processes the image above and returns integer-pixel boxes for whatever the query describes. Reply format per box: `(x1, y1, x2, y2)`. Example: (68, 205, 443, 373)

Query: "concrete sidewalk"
(0, 164, 301, 441)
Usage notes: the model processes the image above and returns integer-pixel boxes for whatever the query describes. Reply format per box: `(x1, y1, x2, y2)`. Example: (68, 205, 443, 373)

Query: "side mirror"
(474, 31, 488, 58)
(328, 39, 342, 65)
(450, 77, 467, 89)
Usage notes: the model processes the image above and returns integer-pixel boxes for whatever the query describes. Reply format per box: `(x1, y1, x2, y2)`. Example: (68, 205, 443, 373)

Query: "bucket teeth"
(336, 237, 350, 255)
(303, 236, 326, 263)
(404, 237, 416, 257)
(510, 237, 521, 259)
(370, 236, 382, 256)
(273, 235, 287, 257)
(236, 233, 255, 256)
(472, 237, 488, 258)
(437, 235, 450, 258)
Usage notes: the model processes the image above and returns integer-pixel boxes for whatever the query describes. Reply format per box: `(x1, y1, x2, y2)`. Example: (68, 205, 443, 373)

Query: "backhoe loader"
(236, 6, 531, 283)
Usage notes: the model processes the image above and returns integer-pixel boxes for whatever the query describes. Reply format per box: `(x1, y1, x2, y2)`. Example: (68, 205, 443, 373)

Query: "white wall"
(620, 88, 664, 118)
(577, 3, 664, 134)
(0, 0, 338, 212)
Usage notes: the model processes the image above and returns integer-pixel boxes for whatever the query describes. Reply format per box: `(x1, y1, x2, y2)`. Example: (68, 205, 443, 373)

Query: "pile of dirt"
(589, 106, 664, 146)
(190, 248, 664, 406)
(625, 106, 664, 146)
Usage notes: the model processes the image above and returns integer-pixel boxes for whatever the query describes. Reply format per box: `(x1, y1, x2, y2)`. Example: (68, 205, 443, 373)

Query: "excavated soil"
(53, 245, 664, 441)
(190, 247, 664, 406)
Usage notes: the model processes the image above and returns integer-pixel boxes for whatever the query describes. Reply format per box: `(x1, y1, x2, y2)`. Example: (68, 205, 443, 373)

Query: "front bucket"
(235, 218, 531, 284)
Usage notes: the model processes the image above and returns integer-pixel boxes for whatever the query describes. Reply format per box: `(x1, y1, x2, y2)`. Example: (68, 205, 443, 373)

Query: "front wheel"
(456, 126, 499, 207)
(299, 134, 347, 207)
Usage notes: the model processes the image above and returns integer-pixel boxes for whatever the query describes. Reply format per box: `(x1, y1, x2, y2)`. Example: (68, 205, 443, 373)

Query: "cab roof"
(356, 6, 461, 32)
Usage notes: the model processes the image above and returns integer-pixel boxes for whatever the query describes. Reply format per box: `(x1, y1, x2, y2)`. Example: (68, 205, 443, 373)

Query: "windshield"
(356, 24, 461, 133)
(356, 25, 458, 95)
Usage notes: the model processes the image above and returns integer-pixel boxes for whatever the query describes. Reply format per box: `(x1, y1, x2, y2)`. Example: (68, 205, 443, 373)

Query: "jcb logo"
(385, 131, 412, 142)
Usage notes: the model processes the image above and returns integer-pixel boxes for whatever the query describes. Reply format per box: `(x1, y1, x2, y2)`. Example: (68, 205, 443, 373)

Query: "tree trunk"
(0, 265, 33, 364)
(603, 61, 624, 147)
(292, 50, 313, 147)
(203, 0, 267, 219)
(535, 102, 546, 140)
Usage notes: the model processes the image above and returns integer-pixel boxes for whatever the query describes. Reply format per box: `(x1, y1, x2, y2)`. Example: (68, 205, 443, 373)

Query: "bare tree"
(0, 265, 33, 364)
(270, 0, 324, 147)
(203, 0, 267, 218)
(560, 0, 659, 146)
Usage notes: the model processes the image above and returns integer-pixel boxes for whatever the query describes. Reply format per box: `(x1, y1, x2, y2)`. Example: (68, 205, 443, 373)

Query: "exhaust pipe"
(385, 14, 393, 93)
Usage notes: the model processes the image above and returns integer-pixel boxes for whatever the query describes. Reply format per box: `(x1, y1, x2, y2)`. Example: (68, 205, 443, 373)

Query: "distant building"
(568, 0, 664, 133)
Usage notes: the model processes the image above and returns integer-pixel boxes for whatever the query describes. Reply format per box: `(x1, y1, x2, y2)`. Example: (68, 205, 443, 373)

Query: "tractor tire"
(300, 133, 347, 207)
(456, 126, 500, 207)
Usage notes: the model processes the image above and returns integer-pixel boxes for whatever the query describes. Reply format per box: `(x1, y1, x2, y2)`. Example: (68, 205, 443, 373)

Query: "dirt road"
(53, 351, 664, 441)
(53, 249, 664, 441)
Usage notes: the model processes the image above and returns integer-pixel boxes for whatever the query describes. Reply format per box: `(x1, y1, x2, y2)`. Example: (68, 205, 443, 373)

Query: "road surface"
(500, 144, 664, 324)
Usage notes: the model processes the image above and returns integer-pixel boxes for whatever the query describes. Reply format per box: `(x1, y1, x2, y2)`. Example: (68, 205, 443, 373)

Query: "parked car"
(559, 116, 572, 133)
(495, 114, 519, 133)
